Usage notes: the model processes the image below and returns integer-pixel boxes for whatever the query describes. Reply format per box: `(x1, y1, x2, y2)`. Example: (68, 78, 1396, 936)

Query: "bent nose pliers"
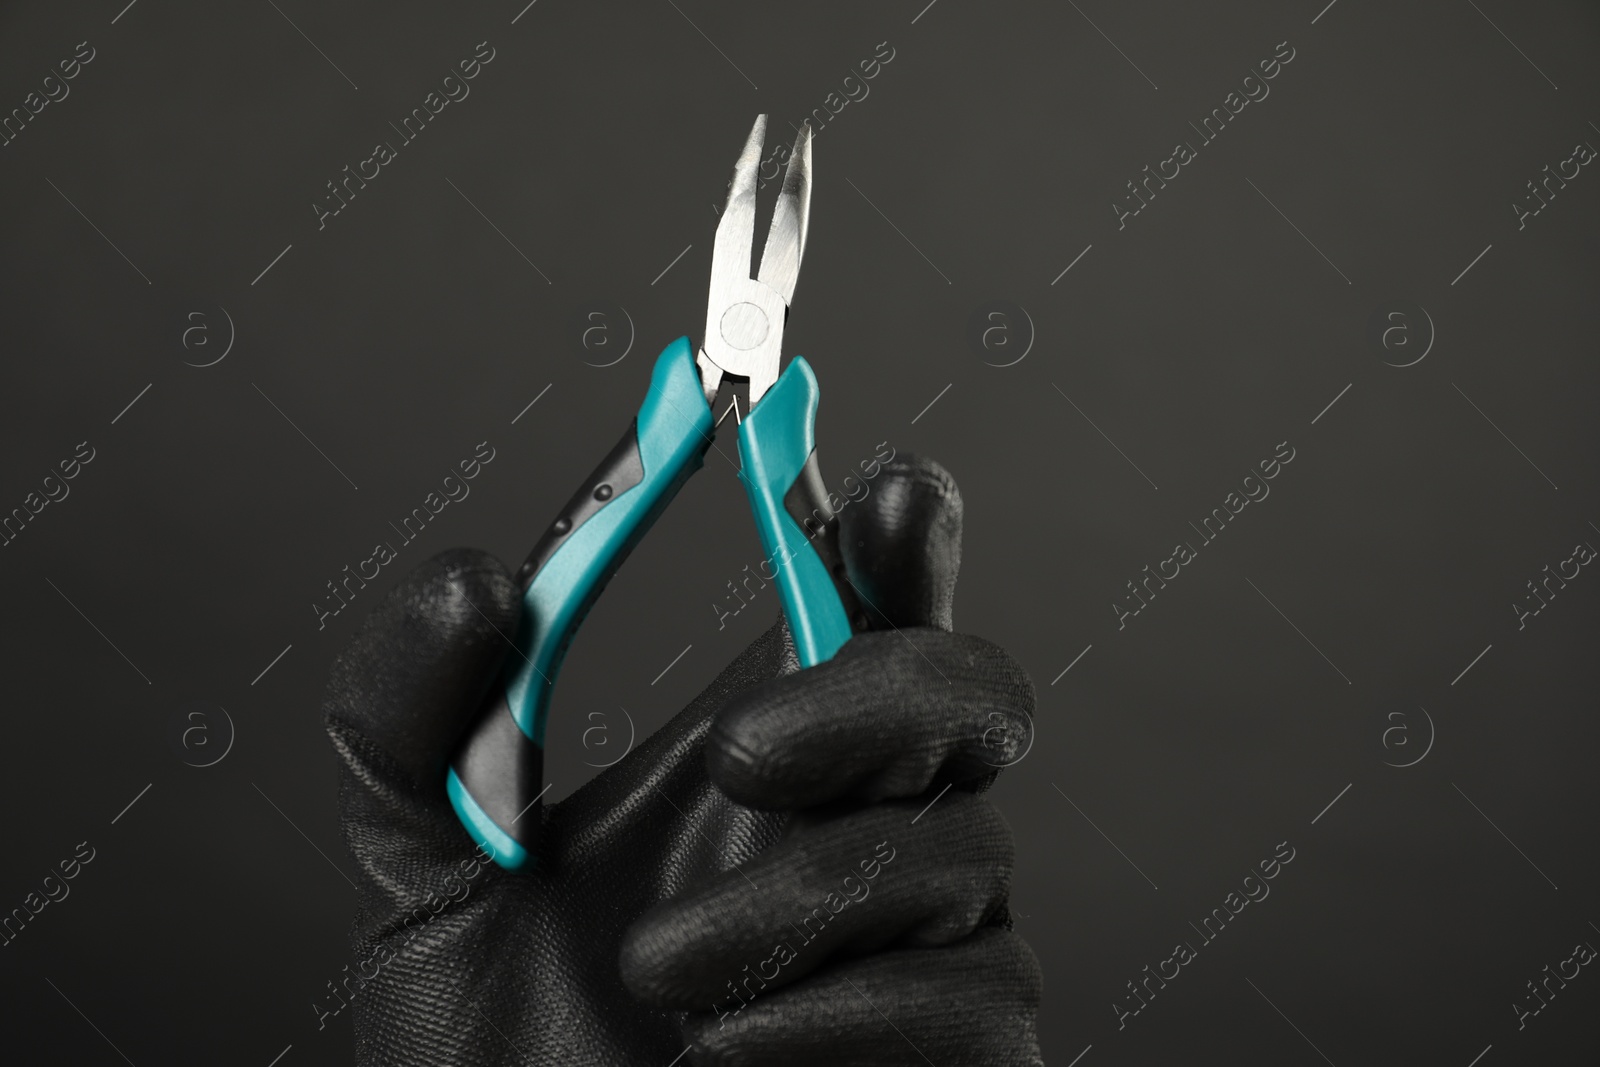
(447, 115, 866, 870)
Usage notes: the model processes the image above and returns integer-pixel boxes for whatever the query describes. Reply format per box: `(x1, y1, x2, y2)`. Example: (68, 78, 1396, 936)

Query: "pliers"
(448, 115, 865, 870)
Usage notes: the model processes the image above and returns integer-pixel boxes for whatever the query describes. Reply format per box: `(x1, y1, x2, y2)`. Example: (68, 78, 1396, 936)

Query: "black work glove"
(323, 455, 1044, 1066)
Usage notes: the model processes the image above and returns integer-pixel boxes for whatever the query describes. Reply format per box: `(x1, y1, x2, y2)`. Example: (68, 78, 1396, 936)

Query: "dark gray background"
(2, 0, 1596, 1063)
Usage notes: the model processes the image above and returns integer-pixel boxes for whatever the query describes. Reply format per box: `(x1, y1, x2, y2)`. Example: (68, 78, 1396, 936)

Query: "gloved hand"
(323, 455, 1043, 1066)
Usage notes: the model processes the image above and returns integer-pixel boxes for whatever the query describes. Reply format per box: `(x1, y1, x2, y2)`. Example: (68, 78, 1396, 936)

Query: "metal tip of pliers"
(729, 113, 768, 200)
(758, 121, 812, 306)
(707, 115, 766, 307)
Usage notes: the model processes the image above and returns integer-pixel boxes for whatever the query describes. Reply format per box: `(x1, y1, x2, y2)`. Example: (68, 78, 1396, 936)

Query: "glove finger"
(838, 454, 963, 632)
(706, 629, 1035, 810)
(619, 792, 1011, 1008)
(324, 548, 519, 888)
(681, 927, 1044, 1067)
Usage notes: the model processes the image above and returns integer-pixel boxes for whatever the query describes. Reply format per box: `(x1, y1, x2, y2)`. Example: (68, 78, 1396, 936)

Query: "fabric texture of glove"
(323, 455, 1044, 1065)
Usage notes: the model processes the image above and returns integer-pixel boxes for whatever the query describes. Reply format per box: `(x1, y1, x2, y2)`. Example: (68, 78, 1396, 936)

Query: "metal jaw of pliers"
(446, 116, 865, 871)
(696, 114, 810, 411)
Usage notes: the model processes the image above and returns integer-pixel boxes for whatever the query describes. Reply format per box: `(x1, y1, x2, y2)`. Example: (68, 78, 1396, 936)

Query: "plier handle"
(447, 117, 864, 870)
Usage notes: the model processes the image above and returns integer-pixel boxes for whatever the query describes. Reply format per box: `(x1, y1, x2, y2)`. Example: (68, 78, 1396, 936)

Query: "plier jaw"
(696, 115, 813, 409)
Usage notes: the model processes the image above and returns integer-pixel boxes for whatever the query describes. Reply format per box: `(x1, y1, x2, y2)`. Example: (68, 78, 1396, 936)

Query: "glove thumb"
(324, 548, 520, 897)
(837, 453, 963, 633)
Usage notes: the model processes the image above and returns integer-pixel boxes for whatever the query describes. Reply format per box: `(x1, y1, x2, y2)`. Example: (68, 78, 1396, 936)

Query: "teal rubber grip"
(505, 337, 713, 745)
(737, 356, 854, 667)
(448, 336, 715, 870)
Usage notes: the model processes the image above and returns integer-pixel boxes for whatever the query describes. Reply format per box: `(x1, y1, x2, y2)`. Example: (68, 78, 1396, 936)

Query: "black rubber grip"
(782, 448, 869, 634)
(451, 685, 546, 851)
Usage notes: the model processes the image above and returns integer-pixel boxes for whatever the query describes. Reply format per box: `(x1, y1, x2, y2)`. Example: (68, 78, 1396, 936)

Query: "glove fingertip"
(839, 454, 963, 632)
(704, 707, 797, 811)
(618, 903, 694, 1008)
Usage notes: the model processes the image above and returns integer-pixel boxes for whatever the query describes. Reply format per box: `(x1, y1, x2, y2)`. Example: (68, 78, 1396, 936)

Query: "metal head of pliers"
(696, 114, 813, 410)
